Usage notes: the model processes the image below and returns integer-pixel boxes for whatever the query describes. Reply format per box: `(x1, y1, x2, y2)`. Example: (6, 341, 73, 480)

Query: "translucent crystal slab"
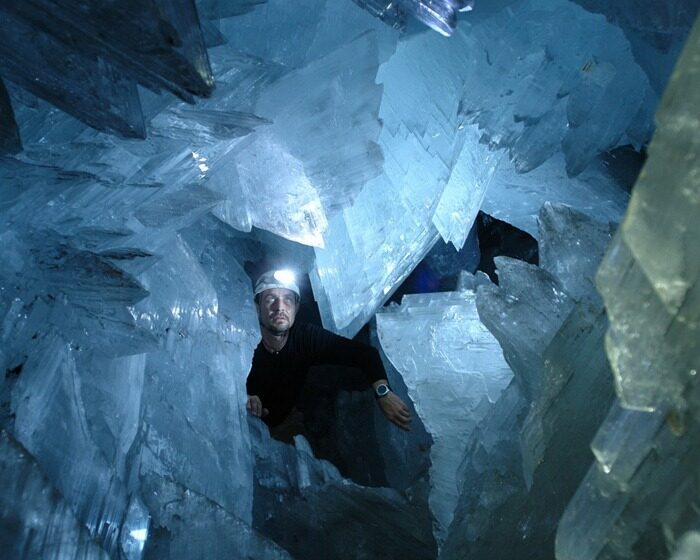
(249, 419, 437, 559)
(458, 0, 656, 176)
(249, 419, 342, 492)
(432, 124, 504, 250)
(5, 29, 384, 251)
(197, 0, 268, 19)
(442, 303, 611, 558)
(519, 300, 615, 489)
(140, 472, 293, 560)
(311, 0, 651, 334)
(220, 0, 330, 69)
(476, 256, 575, 400)
(219, 0, 399, 69)
(537, 202, 616, 302)
(0, 6, 145, 139)
(0, 231, 161, 359)
(440, 202, 617, 559)
(0, 4, 694, 559)
(252, 32, 384, 216)
(1, 54, 278, 243)
(570, 0, 700, 92)
(554, 466, 627, 560)
(589, 400, 665, 485)
(2, 220, 262, 556)
(440, 380, 529, 559)
(132, 235, 258, 524)
(489, 204, 616, 485)
(377, 283, 513, 540)
(370, 334, 434, 492)
(133, 184, 224, 228)
(177, 219, 263, 372)
(312, 21, 477, 335)
(482, 154, 628, 240)
(0, 431, 111, 560)
(556, 405, 700, 560)
(596, 19, 700, 411)
(0, 132, 222, 242)
(222, 33, 383, 246)
(312, 174, 443, 337)
(11, 333, 137, 554)
(3, 0, 647, 345)
(557, 18, 700, 560)
(121, 496, 150, 560)
(4, 0, 213, 102)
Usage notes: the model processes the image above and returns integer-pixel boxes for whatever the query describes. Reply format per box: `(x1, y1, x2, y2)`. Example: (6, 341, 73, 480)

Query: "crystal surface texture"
(249, 417, 437, 560)
(377, 274, 513, 542)
(440, 204, 618, 560)
(0, 431, 111, 560)
(0, 0, 215, 137)
(0, 1, 697, 559)
(556, 17, 700, 560)
(312, 0, 657, 335)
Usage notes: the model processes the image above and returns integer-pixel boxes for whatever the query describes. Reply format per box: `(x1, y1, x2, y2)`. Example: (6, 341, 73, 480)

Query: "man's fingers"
(247, 396, 265, 417)
(394, 401, 411, 420)
(391, 410, 412, 431)
(262, 407, 269, 418)
(377, 393, 412, 431)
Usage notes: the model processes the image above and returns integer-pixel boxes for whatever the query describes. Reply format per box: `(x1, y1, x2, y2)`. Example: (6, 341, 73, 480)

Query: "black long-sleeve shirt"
(246, 322, 386, 427)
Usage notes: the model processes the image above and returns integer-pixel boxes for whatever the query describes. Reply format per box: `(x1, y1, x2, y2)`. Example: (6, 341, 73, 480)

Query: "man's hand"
(377, 392, 412, 431)
(246, 395, 269, 418)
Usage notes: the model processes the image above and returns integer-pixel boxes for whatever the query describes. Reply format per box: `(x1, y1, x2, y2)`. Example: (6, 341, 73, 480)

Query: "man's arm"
(301, 324, 413, 431)
(372, 379, 412, 431)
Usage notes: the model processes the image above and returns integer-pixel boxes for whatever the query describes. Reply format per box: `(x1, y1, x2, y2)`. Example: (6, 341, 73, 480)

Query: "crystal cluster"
(556, 17, 700, 559)
(377, 273, 513, 542)
(0, 1, 697, 559)
(312, 0, 655, 336)
(0, 0, 672, 338)
(248, 419, 436, 560)
(441, 203, 618, 559)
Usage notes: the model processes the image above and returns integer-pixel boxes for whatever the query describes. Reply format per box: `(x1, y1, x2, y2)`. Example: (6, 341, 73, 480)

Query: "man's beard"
(264, 324, 289, 336)
(262, 314, 290, 336)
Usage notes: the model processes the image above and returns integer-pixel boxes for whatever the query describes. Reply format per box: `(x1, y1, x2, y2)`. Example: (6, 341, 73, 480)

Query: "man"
(246, 269, 412, 442)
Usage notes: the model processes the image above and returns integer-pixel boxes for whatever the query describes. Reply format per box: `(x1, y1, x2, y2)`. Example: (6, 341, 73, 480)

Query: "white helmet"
(254, 269, 300, 299)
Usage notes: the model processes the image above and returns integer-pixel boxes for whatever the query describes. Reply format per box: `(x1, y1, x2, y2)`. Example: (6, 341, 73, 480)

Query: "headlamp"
(273, 269, 296, 285)
(254, 269, 301, 299)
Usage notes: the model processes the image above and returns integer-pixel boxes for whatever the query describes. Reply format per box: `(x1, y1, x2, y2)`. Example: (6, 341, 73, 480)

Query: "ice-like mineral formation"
(0, 2, 697, 559)
(249, 418, 437, 560)
(312, 0, 653, 337)
(441, 203, 617, 560)
(556, 17, 700, 560)
(377, 272, 513, 542)
(0, 430, 111, 559)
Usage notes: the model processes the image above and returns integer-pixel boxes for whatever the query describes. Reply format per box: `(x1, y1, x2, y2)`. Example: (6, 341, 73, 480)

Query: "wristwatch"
(374, 383, 392, 399)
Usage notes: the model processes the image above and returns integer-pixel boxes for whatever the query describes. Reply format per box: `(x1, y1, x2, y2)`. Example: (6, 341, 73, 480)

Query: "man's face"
(257, 288, 299, 335)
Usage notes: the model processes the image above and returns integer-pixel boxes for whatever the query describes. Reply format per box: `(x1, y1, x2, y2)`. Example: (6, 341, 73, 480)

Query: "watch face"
(376, 384, 390, 397)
